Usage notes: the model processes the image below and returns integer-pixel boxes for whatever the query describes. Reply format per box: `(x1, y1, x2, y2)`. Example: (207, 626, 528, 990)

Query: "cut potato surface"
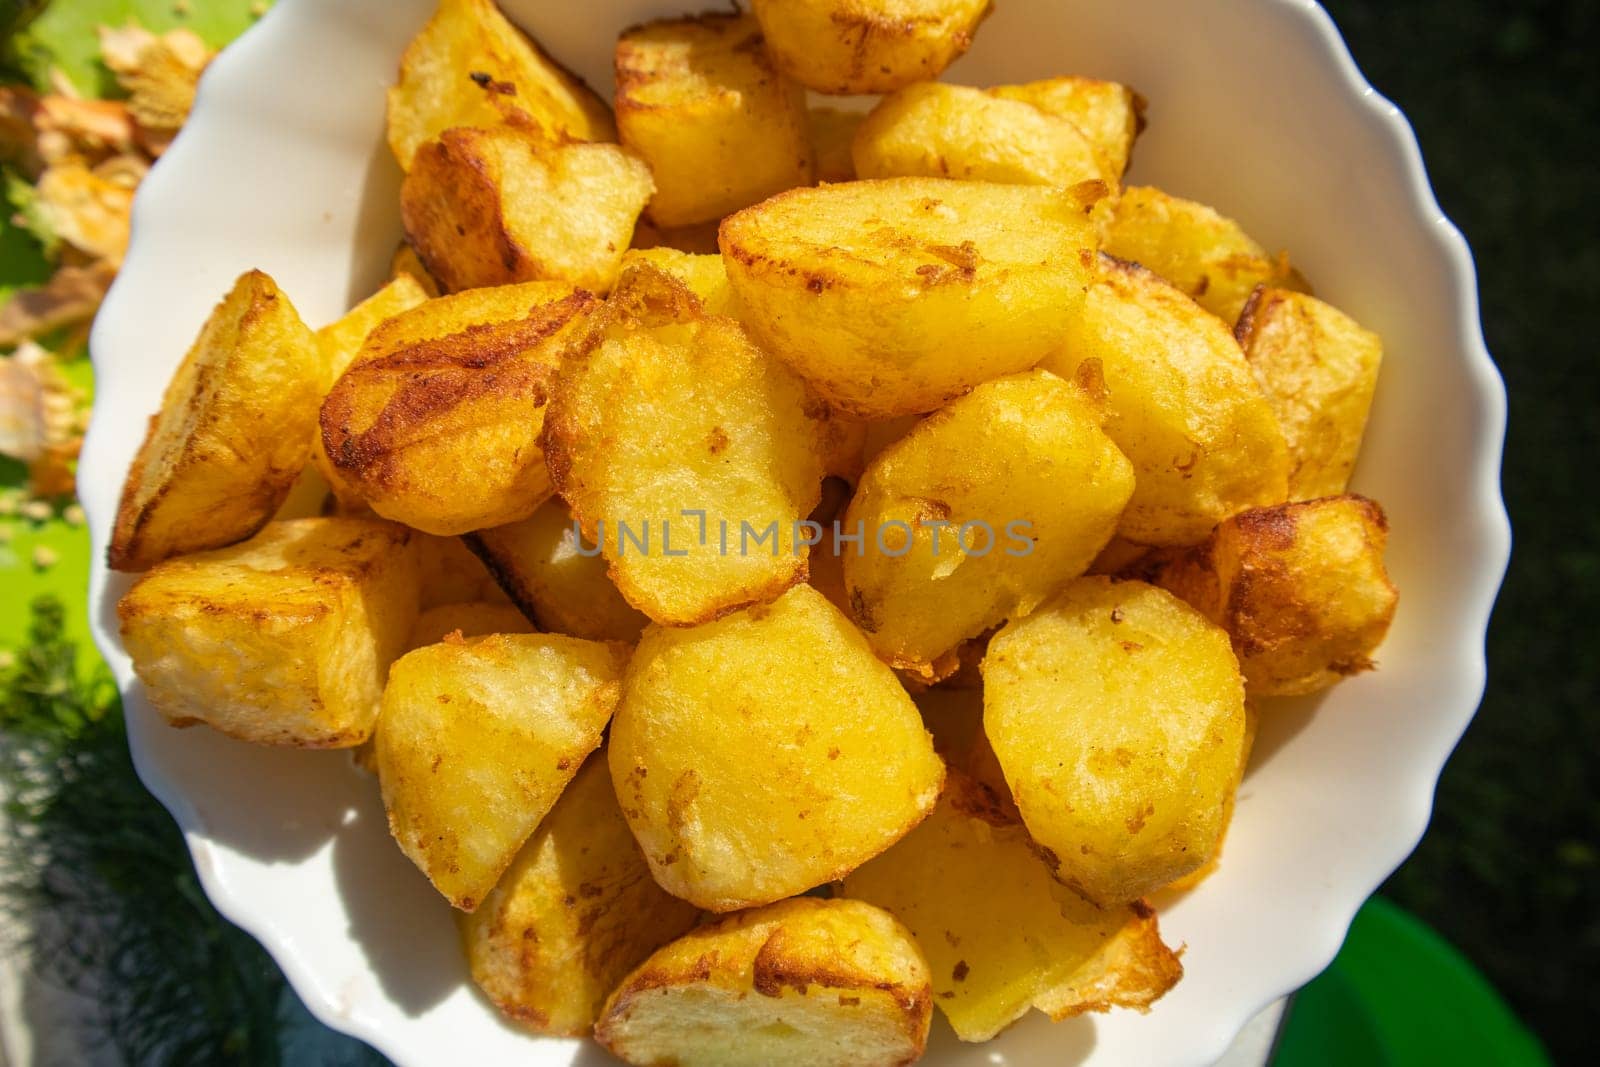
(462, 753, 701, 1036)
(854, 82, 1110, 189)
(110, 270, 320, 571)
(720, 177, 1104, 418)
(843, 773, 1181, 1041)
(983, 577, 1247, 906)
(596, 897, 932, 1067)
(315, 274, 431, 388)
(386, 0, 614, 170)
(616, 247, 740, 317)
(415, 532, 511, 608)
(751, 0, 992, 95)
(319, 281, 596, 535)
(616, 12, 812, 227)
(402, 126, 653, 294)
(1040, 255, 1290, 545)
(843, 370, 1134, 677)
(376, 633, 627, 910)
(544, 264, 826, 625)
(118, 518, 419, 747)
(1236, 286, 1384, 500)
(988, 76, 1145, 180)
(609, 585, 944, 911)
(407, 601, 532, 650)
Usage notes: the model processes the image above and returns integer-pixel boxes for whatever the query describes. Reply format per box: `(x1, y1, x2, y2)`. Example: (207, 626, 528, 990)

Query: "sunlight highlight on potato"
(989, 76, 1146, 180)
(752, 0, 993, 95)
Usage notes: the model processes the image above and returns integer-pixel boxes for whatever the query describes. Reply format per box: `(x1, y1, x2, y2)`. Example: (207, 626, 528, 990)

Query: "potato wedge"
(853, 82, 1109, 189)
(1101, 185, 1306, 323)
(416, 532, 512, 608)
(1236, 287, 1384, 500)
(595, 897, 932, 1067)
(983, 577, 1247, 906)
(110, 270, 320, 571)
(463, 752, 701, 1035)
(843, 773, 1181, 1041)
(1150, 495, 1398, 696)
(809, 105, 862, 183)
(543, 265, 827, 625)
(402, 126, 653, 294)
(720, 178, 1104, 418)
(320, 281, 596, 535)
(386, 0, 614, 170)
(609, 585, 944, 911)
(988, 76, 1145, 180)
(376, 632, 627, 910)
(751, 0, 992, 95)
(315, 274, 432, 387)
(1040, 255, 1290, 545)
(616, 12, 812, 227)
(464, 497, 649, 643)
(407, 601, 532, 649)
(118, 518, 419, 747)
(616, 247, 739, 317)
(843, 370, 1134, 677)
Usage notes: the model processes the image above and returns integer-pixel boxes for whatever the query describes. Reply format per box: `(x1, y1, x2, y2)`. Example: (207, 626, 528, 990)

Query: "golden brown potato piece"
(609, 585, 945, 911)
(616, 12, 812, 227)
(118, 519, 419, 747)
(751, 0, 992, 95)
(720, 178, 1104, 418)
(843, 370, 1134, 678)
(1236, 287, 1384, 500)
(616, 247, 739, 317)
(376, 632, 627, 910)
(110, 270, 320, 571)
(983, 577, 1247, 906)
(407, 601, 533, 650)
(462, 753, 701, 1035)
(853, 82, 1110, 189)
(1162, 701, 1259, 894)
(416, 533, 512, 608)
(464, 497, 649, 643)
(809, 105, 862, 183)
(320, 281, 596, 535)
(401, 126, 653, 294)
(1150, 495, 1398, 697)
(843, 773, 1181, 1041)
(1100, 185, 1307, 323)
(1040, 256, 1290, 546)
(391, 244, 441, 297)
(596, 897, 932, 1067)
(386, 0, 614, 170)
(988, 76, 1146, 180)
(543, 265, 827, 625)
(315, 274, 432, 387)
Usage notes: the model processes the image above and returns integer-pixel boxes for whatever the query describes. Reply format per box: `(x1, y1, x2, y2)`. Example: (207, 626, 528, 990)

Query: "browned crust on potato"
(401, 129, 531, 293)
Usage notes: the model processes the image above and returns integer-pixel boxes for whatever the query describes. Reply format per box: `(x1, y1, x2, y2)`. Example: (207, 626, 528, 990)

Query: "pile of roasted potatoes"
(112, 0, 1397, 1062)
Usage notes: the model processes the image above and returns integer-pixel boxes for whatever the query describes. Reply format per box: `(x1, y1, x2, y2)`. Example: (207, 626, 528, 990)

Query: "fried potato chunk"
(596, 897, 932, 1067)
(407, 601, 532, 649)
(988, 76, 1146, 180)
(118, 518, 419, 747)
(609, 585, 945, 911)
(320, 281, 596, 535)
(376, 633, 627, 910)
(809, 105, 862, 183)
(402, 126, 653, 294)
(1150, 495, 1398, 697)
(1236, 287, 1384, 500)
(843, 773, 1182, 1041)
(1100, 185, 1306, 323)
(842, 370, 1134, 678)
(110, 270, 320, 571)
(1040, 256, 1290, 546)
(751, 0, 992, 95)
(416, 533, 511, 608)
(391, 244, 442, 297)
(463, 753, 701, 1035)
(544, 265, 827, 625)
(616, 12, 812, 227)
(983, 577, 1247, 906)
(464, 497, 649, 643)
(853, 82, 1110, 189)
(720, 178, 1103, 418)
(616, 247, 739, 317)
(315, 274, 431, 387)
(386, 0, 614, 170)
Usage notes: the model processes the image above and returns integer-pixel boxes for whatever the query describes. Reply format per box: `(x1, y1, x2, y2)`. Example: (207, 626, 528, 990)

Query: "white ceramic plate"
(79, 1, 1511, 1064)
